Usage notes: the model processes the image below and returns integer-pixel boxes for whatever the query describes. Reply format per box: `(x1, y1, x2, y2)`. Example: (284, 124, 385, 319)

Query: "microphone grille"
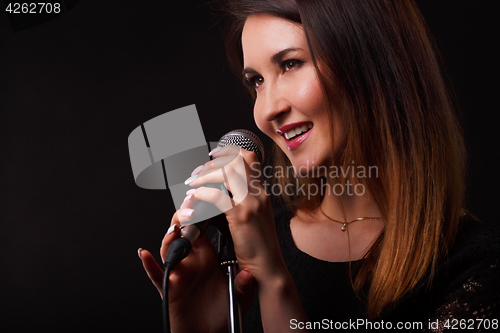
(217, 129, 265, 164)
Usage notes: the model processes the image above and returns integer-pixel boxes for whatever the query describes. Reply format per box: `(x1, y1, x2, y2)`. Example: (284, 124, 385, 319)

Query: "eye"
(282, 59, 304, 72)
(244, 75, 265, 89)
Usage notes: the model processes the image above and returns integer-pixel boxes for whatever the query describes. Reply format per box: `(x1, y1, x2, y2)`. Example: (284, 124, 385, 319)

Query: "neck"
(319, 182, 382, 221)
(291, 180, 384, 262)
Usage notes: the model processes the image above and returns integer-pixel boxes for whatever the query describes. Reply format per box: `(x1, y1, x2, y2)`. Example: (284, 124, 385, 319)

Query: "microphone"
(217, 129, 265, 166)
(163, 129, 264, 268)
(128, 107, 265, 332)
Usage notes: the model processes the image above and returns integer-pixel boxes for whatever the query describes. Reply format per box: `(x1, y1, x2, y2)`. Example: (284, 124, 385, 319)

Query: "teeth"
(284, 123, 312, 140)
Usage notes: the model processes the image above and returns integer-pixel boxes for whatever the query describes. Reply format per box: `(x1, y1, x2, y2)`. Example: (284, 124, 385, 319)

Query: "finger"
(180, 191, 199, 209)
(234, 268, 256, 313)
(160, 211, 215, 273)
(210, 145, 241, 158)
(160, 213, 182, 262)
(191, 186, 235, 214)
(139, 249, 165, 297)
(212, 145, 260, 168)
(188, 157, 249, 205)
(197, 155, 239, 177)
(186, 153, 239, 184)
(234, 268, 254, 295)
(238, 149, 263, 181)
(188, 152, 246, 188)
(167, 234, 220, 286)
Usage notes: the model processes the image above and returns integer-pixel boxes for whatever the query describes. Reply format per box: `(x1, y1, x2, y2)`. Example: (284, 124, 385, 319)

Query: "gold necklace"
(319, 206, 383, 232)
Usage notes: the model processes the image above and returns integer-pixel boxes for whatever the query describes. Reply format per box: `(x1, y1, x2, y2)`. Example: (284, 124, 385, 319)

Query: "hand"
(139, 209, 255, 333)
(185, 145, 288, 282)
(185, 147, 310, 332)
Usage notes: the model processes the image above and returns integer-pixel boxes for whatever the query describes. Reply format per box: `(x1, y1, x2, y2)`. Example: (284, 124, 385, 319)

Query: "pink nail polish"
(208, 147, 221, 156)
(183, 194, 193, 202)
(186, 189, 196, 195)
(180, 208, 194, 218)
(191, 165, 204, 176)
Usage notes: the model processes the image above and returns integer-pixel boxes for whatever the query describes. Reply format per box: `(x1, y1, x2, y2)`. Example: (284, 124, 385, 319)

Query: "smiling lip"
(285, 127, 312, 150)
(277, 121, 311, 135)
(276, 121, 313, 151)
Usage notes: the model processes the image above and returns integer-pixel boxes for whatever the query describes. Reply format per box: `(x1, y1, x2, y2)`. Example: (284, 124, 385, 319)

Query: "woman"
(139, 0, 500, 332)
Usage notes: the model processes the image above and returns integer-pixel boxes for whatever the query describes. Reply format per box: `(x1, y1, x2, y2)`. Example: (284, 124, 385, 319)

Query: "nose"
(255, 83, 290, 122)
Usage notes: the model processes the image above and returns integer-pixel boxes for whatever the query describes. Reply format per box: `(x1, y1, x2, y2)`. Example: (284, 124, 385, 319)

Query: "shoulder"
(382, 214, 500, 321)
(443, 214, 500, 277)
(435, 214, 500, 295)
(455, 213, 500, 252)
(428, 215, 500, 321)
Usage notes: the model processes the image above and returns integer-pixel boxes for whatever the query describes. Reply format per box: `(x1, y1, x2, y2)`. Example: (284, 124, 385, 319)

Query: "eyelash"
(243, 59, 304, 89)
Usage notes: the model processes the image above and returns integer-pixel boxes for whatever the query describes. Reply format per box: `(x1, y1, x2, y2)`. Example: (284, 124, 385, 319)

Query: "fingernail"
(184, 175, 197, 185)
(186, 189, 196, 195)
(137, 248, 143, 259)
(209, 147, 221, 156)
(183, 194, 193, 202)
(191, 165, 204, 176)
(179, 208, 194, 218)
(167, 224, 177, 235)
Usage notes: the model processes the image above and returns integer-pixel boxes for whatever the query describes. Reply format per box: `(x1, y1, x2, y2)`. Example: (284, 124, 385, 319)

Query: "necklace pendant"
(341, 223, 347, 231)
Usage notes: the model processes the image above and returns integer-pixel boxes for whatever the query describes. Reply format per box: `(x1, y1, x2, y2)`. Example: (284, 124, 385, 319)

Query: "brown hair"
(221, 0, 466, 318)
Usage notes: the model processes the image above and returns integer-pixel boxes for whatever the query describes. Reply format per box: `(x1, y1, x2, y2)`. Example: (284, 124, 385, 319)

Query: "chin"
(289, 155, 329, 178)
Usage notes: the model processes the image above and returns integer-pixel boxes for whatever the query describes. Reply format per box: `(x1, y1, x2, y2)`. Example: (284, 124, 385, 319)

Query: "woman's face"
(241, 14, 342, 175)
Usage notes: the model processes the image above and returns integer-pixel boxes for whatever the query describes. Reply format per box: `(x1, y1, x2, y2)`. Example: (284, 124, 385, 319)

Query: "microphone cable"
(159, 129, 264, 332)
(161, 222, 209, 333)
(162, 236, 192, 333)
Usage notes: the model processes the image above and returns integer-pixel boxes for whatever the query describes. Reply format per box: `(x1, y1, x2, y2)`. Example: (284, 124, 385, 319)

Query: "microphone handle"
(163, 183, 227, 268)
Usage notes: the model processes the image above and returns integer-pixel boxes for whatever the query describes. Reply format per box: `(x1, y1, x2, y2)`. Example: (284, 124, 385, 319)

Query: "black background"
(0, 1, 498, 332)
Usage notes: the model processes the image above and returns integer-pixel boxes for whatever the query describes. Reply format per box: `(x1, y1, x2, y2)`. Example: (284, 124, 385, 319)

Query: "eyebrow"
(242, 47, 303, 76)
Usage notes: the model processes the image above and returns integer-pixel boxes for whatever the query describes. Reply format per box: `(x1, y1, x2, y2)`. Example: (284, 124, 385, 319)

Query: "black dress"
(243, 207, 500, 332)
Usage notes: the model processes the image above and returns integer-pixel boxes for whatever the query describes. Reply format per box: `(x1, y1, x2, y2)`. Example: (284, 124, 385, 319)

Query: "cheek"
(291, 74, 325, 115)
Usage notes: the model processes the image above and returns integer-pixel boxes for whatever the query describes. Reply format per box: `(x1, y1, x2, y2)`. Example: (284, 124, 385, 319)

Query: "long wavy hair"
(221, 0, 466, 318)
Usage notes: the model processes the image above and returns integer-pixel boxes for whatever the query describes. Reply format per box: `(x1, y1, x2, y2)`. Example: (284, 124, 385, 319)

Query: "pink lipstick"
(277, 121, 313, 151)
